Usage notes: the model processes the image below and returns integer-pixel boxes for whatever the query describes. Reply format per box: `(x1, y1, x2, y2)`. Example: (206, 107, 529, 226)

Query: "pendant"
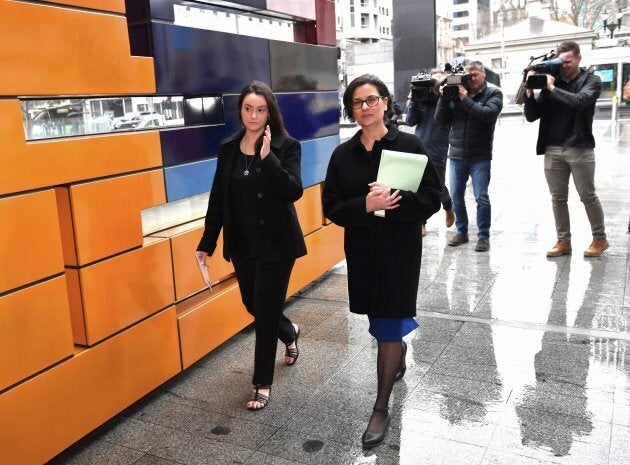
(243, 170, 249, 176)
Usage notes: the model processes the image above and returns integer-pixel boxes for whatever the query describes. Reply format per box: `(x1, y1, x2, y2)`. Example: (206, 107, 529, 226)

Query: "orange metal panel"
(0, 307, 181, 465)
(0, 276, 74, 392)
(0, 0, 154, 95)
(0, 190, 64, 294)
(152, 220, 235, 301)
(68, 238, 175, 345)
(287, 223, 344, 296)
(45, 0, 126, 13)
(177, 279, 253, 369)
(54, 187, 79, 266)
(64, 269, 87, 345)
(295, 184, 323, 236)
(0, 101, 162, 196)
(68, 170, 166, 265)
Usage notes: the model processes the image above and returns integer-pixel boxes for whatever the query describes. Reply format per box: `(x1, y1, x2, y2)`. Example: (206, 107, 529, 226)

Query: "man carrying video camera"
(406, 68, 454, 236)
(435, 60, 503, 252)
(524, 41, 608, 257)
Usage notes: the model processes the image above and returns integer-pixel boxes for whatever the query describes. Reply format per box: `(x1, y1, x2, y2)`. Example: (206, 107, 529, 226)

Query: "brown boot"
(547, 240, 572, 257)
(445, 208, 455, 228)
(584, 237, 609, 257)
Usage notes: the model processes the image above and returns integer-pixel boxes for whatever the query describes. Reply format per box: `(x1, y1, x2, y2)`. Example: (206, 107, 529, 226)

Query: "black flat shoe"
(394, 341, 407, 382)
(361, 408, 391, 448)
(285, 324, 300, 366)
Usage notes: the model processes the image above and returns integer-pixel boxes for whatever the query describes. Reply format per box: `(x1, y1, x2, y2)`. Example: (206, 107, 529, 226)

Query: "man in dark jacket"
(435, 60, 503, 252)
(406, 68, 455, 236)
(524, 41, 608, 258)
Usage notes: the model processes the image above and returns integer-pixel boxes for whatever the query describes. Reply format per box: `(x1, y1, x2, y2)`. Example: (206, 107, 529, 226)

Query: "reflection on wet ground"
(51, 117, 629, 464)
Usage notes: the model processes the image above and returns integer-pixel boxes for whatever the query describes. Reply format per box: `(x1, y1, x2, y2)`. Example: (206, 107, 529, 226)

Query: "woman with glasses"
(323, 74, 442, 447)
(196, 81, 306, 410)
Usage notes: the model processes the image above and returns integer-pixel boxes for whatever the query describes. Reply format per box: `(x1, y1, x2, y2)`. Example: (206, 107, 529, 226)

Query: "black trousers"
(232, 256, 296, 386)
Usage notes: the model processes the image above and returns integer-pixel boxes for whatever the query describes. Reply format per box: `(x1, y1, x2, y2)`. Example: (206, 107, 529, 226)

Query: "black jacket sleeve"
(322, 148, 372, 228)
(197, 152, 225, 255)
(259, 137, 303, 203)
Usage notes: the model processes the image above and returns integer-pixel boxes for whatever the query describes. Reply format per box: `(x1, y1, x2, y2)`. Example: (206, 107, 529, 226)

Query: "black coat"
(434, 83, 503, 161)
(523, 68, 601, 155)
(197, 130, 307, 263)
(322, 125, 443, 317)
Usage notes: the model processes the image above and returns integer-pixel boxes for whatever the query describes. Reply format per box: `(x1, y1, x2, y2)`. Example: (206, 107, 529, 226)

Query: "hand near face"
(546, 74, 556, 92)
(458, 85, 468, 101)
(260, 124, 271, 159)
(366, 182, 401, 213)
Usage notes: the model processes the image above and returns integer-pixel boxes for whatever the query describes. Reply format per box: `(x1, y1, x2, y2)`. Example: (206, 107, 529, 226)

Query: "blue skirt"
(368, 317, 419, 342)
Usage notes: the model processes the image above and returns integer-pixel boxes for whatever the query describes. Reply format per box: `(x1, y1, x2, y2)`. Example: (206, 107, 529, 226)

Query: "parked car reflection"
(113, 112, 165, 130)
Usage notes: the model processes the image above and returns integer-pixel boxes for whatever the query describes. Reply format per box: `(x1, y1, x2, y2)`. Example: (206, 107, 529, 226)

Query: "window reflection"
(20, 95, 222, 141)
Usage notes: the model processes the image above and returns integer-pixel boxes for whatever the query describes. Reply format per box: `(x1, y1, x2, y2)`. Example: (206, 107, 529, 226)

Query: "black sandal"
(285, 324, 300, 366)
(247, 385, 271, 411)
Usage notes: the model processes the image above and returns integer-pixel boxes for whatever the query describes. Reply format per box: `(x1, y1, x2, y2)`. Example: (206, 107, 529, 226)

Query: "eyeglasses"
(351, 95, 385, 110)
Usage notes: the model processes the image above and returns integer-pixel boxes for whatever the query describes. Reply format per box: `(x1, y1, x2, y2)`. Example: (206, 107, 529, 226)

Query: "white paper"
(197, 261, 213, 292)
(374, 149, 428, 217)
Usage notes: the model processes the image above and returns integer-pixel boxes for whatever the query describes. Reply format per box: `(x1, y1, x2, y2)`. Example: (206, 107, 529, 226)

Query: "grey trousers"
(544, 146, 606, 241)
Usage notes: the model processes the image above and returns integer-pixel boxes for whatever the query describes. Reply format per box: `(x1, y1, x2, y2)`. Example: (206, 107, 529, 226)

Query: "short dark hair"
(342, 74, 393, 122)
(237, 81, 287, 137)
(557, 41, 580, 56)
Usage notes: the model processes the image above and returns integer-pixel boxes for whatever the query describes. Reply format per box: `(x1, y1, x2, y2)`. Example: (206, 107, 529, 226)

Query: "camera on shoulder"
(525, 50, 563, 89)
(410, 72, 439, 102)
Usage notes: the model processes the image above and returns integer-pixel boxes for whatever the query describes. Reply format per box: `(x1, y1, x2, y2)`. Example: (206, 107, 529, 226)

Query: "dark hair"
(557, 41, 580, 56)
(237, 81, 287, 151)
(342, 74, 393, 122)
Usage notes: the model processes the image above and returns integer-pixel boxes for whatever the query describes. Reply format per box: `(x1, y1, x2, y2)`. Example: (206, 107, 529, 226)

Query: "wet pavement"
(50, 115, 630, 465)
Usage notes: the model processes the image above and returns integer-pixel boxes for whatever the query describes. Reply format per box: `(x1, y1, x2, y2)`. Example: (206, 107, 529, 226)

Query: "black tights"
(366, 341, 403, 433)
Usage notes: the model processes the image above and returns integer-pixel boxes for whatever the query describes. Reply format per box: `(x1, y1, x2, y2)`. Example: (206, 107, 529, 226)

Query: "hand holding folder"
(195, 251, 213, 291)
(374, 149, 428, 217)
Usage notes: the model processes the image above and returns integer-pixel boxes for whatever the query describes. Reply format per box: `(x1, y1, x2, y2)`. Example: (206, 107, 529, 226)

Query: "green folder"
(374, 149, 428, 217)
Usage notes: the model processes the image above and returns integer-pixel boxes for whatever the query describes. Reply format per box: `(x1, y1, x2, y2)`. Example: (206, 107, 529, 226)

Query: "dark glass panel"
(152, 23, 271, 94)
(270, 41, 337, 91)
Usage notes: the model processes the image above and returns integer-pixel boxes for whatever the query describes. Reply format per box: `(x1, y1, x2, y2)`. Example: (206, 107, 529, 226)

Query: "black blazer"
(197, 130, 307, 263)
(322, 124, 443, 317)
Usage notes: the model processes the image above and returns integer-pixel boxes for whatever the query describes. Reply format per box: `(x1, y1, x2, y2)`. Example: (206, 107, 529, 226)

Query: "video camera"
(524, 50, 564, 89)
(410, 72, 439, 102)
(441, 63, 472, 100)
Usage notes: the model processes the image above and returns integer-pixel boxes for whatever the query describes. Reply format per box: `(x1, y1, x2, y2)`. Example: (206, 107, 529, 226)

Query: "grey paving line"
(417, 309, 630, 341)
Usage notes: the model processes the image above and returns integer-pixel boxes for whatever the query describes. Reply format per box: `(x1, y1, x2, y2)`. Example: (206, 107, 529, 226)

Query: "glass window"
(20, 95, 222, 141)
(623, 63, 630, 103)
(361, 13, 369, 28)
(591, 64, 616, 99)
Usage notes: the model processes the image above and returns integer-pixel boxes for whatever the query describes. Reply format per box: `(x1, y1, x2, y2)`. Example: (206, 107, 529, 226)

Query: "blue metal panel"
(300, 135, 339, 188)
(277, 92, 339, 140)
(160, 125, 229, 167)
(164, 158, 217, 202)
(160, 94, 241, 167)
(152, 22, 271, 94)
(270, 41, 338, 91)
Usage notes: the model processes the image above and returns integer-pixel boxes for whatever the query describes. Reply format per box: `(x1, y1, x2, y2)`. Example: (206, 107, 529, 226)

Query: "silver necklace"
(243, 154, 256, 176)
